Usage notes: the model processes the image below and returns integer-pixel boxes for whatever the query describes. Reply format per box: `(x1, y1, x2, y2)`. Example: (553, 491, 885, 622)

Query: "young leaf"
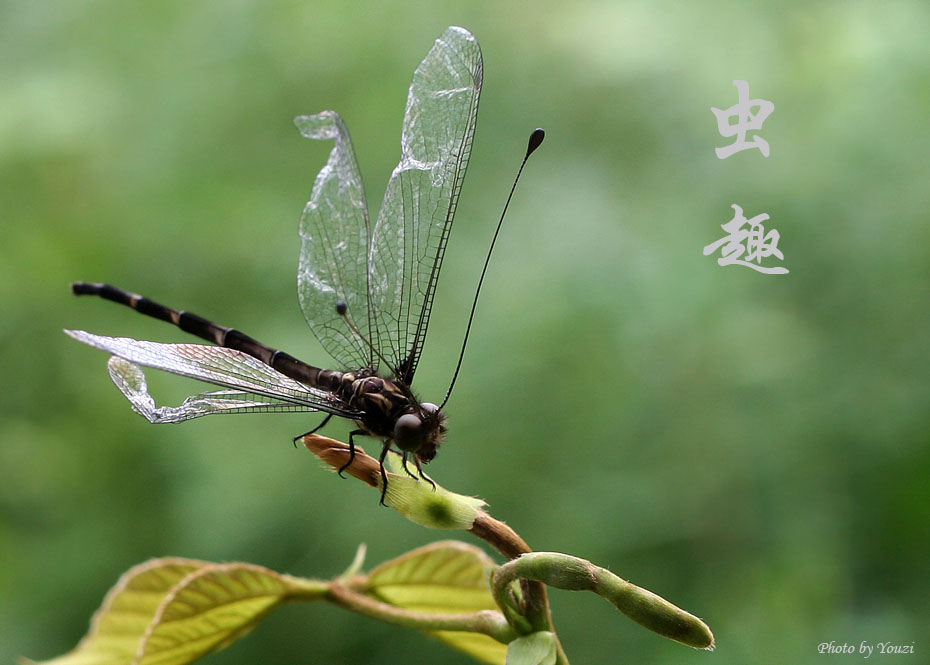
(505, 632, 557, 665)
(367, 541, 507, 665)
(32, 558, 327, 665)
(29, 558, 209, 665)
(135, 563, 316, 664)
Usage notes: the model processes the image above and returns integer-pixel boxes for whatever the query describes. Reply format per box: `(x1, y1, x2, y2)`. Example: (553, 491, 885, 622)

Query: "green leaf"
(367, 541, 508, 665)
(31, 558, 209, 665)
(135, 563, 302, 664)
(33, 558, 327, 665)
(505, 632, 557, 665)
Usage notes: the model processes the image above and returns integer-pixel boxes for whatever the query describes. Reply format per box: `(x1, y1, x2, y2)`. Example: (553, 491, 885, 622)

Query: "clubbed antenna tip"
(527, 128, 545, 156)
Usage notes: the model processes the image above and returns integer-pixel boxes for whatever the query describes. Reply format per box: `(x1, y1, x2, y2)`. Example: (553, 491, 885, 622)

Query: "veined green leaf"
(32, 558, 326, 665)
(368, 540, 497, 612)
(135, 563, 304, 665)
(30, 558, 209, 665)
(368, 541, 507, 665)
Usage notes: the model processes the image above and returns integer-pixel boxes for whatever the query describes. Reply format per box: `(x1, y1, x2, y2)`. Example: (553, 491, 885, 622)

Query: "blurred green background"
(2, 1, 928, 663)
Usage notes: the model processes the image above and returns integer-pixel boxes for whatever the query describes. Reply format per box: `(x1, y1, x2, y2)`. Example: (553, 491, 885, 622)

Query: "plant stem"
(326, 582, 517, 643)
(493, 552, 714, 650)
(470, 511, 570, 665)
(302, 435, 573, 662)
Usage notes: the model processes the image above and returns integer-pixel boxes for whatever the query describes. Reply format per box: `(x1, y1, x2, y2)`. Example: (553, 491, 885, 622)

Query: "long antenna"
(440, 128, 545, 409)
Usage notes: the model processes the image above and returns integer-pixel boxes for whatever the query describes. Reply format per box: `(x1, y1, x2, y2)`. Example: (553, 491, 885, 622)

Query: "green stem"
(280, 574, 331, 599)
(326, 582, 518, 643)
(493, 552, 714, 650)
(302, 436, 571, 662)
(470, 512, 571, 665)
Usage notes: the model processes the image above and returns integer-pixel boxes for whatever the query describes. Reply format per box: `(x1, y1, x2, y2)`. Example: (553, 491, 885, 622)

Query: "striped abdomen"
(71, 282, 338, 390)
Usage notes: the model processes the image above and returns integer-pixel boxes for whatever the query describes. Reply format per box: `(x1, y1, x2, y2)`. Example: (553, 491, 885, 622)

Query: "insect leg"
(338, 429, 366, 477)
(400, 451, 419, 480)
(378, 442, 391, 506)
(413, 456, 436, 491)
(292, 413, 334, 447)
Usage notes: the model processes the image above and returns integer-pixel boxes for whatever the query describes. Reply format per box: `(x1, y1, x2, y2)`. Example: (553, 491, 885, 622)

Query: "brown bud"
(301, 434, 380, 487)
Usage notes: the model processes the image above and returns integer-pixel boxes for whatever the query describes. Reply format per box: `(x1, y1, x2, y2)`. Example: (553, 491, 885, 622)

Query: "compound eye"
(394, 413, 423, 452)
(420, 402, 439, 418)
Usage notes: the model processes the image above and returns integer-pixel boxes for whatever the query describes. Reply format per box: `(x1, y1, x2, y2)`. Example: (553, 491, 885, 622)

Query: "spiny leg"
(378, 442, 391, 506)
(292, 413, 333, 447)
(413, 456, 437, 491)
(337, 429, 366, 478)
(401, 452, 419, 480)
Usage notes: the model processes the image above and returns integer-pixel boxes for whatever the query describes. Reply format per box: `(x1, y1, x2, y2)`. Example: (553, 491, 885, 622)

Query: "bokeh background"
(2, 1, 928, 663)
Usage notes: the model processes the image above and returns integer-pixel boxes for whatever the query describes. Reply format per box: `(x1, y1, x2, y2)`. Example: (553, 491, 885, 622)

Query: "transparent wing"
(294, 110, 372, 371)
(370, 26, 483, 383)
(65, 329, 362, 418)
(107, 357, 321, 424)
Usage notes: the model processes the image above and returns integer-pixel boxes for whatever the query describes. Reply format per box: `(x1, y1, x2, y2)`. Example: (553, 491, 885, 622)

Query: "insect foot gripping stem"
(300, 434, 485, 529)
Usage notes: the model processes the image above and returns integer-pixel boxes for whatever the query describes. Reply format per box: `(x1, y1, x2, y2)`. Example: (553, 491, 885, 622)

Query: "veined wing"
(65, 330, 362, 418)
(369, 26, 483, 383)
(294, 110, 373, 371)
(106, 357, 324, 423)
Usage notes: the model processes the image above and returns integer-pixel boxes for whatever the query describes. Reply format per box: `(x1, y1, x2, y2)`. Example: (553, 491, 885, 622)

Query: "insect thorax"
(323, 371, 413, 437)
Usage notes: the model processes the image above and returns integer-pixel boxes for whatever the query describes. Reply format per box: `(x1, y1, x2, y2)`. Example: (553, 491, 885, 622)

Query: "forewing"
(107, 357, 321, 424)
(369, 26, 483, 383)
(65, 329, 361, 418)
(295, 111, 372, 370)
